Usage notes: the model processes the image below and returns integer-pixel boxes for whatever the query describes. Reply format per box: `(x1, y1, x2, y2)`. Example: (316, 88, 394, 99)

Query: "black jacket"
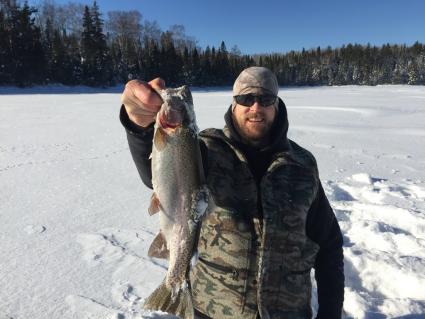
(120, 100, 344, 318)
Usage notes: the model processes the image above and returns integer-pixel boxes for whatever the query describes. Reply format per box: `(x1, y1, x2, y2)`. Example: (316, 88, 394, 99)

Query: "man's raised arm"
(120, 78, 165, 189)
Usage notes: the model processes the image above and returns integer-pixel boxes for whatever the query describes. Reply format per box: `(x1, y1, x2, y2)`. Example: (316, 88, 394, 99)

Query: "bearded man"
(120, 67, 344, 319)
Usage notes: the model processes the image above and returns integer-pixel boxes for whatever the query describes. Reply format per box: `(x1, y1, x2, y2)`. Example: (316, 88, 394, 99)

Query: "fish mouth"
(159, 110, 183, 129)
(160, 116, 180, 129)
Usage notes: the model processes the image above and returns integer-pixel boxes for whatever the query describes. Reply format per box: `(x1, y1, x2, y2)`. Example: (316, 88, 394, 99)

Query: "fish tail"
(143, 279, 194, 319)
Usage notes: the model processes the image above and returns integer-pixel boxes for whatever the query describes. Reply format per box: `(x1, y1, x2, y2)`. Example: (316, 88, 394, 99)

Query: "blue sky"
(29, 0, 425, 54)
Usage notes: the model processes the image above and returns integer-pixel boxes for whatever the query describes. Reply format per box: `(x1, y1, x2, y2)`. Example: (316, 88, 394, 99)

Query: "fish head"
(157, 86, 197, 133)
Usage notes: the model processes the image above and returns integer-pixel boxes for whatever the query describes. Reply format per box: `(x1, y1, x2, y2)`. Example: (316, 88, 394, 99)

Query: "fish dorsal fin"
(148, 193, 161, 215)
(153, 127, 167, 151)
(148, 232, 169, 259)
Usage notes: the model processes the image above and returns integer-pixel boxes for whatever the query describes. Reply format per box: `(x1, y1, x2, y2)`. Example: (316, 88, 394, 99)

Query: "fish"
(143, 85, 208, 319)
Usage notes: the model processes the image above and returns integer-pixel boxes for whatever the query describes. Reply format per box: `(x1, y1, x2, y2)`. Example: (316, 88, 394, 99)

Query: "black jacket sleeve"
(306, 182, 345, 319)
(120, 105, 155, 189)
(120, 105, 209, 189)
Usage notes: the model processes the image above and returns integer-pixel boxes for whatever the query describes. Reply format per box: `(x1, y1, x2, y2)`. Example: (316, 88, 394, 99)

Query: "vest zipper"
(240, 236, 252, 313)
(198, 256, 239, 277)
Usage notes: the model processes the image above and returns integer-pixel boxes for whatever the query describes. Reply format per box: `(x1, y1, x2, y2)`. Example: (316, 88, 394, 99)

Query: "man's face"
(232, 98, 277, 147)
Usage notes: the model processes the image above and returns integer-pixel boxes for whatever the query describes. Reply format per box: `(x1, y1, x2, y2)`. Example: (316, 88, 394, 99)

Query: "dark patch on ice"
(352, 249, 362, 256)
(143, 313, 180, 318)
(386, 185, 412, 198)
(332, 185, 355, 201)
(127, 285, 133, 294)
(335, 209, 351, 222)
(122, 284, 140, 303)
(344, 258, 363, 291)
(362, 312, 386, 319)
(24, 225, 47, 235)
(343, 235, 355, 248)
(393, 315, 425, 319)
(344, 259, 388, 318)
(76, 294, 111, 309)
(97, 230, 167, 270)
(370, 176, 387, 183)
(376, 222, 411, 236)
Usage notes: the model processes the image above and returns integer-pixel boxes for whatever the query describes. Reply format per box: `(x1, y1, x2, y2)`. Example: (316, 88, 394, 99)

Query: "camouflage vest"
(189, 128, 320, 319)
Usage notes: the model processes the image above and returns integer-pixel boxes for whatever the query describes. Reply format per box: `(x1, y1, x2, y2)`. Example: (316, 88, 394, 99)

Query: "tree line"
(1, 0, 424, 87)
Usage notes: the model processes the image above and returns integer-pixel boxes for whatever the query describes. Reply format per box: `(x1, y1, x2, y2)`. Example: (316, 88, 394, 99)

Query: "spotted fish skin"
(143, 86, 207, 319)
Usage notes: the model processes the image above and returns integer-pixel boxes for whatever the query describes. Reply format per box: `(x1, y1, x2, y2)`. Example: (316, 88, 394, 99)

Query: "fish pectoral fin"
(148, 232, 169, 259)
(153, 127, 167, 151)
(190, 186, 210, 222)
(148, 193, 161, 215)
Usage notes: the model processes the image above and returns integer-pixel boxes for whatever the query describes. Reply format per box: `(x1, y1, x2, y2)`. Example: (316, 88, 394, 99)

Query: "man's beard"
(233, 113, 273, 147)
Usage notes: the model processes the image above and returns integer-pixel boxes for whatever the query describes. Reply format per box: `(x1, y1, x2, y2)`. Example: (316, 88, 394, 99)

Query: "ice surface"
(1, 85, 425, 318)
(351, 173, 373, 184)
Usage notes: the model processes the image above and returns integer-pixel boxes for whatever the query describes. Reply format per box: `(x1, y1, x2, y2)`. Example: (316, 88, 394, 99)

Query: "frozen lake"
(1, 85, 425, 318)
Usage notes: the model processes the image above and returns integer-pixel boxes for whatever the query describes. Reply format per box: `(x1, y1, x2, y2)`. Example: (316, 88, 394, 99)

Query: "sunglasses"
(234, 94, 277, 107)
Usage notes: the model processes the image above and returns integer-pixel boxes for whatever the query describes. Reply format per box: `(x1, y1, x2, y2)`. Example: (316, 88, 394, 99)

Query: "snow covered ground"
(1, 85, 424, 319)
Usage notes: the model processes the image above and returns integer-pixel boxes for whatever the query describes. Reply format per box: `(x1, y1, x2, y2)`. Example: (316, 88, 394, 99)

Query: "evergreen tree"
(66, 33, 83, 84)
(200, 46, 212, 85)
(191, 47, 201, 85)
(7, 2, 45, 86)
(80, 2, 112, 86)
(158, 31, 181, 85)
(42, 17, 54, 82)
(50, 29, 74, 84)
(408, 60, 419, 84)
(81, 5, 94, 83)
(0, 7, 11, 84)
(1, 0, 425, 88)
(215, 41, 231, 84)
(181, 46, 192, 84)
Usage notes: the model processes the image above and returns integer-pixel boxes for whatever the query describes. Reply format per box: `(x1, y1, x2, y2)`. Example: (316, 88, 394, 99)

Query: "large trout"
(143, 86, 208, 319)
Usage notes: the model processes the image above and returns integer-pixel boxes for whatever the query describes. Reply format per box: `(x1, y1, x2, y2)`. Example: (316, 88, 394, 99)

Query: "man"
(120, 67, 344, 319)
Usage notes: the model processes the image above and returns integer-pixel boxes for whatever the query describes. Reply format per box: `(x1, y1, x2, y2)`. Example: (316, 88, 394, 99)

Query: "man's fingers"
(125, 94, 157, 116)
(125, 79, 163, 112)
(148, 77, 166, 91)
(146, 78, 166, 110)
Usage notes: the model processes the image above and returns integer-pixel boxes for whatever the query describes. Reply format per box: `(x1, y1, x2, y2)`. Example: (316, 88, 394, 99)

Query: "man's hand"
(121, 78, 165, 127)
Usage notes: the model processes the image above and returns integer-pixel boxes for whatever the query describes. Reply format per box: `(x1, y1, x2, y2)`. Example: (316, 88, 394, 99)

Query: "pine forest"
(1, 0, 424, 87)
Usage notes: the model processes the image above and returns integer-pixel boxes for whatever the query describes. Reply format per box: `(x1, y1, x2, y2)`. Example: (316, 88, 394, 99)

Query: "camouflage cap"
(233, 67, 279, 96)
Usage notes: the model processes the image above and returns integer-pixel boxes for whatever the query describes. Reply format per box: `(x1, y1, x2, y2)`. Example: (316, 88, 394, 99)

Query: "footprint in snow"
(324, 182, 355, 202)
(24, 225, 46, 235)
